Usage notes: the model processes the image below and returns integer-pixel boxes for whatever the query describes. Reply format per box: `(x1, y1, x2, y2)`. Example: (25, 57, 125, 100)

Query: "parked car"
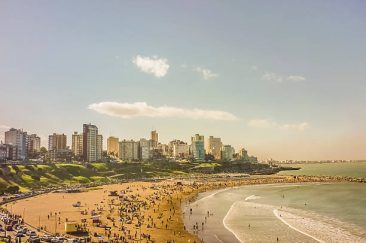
(15, 232, 25, 237)
(29, 236, 41, 243)
(26, 230, 37, 236)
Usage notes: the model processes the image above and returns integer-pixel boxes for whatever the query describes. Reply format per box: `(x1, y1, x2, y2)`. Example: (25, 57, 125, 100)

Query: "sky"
(1, 0, 366, 160)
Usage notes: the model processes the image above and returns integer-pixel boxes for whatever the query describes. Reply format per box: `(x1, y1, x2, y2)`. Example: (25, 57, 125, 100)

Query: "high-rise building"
(205, 136, 222, 160)
(0, 143, 17, 161)
(48, 133, 68, 162)
(172, 141, 189, 159)
(139, 138, 151, 160)
(238, 148, 249, 161)
(151, 130, 158, 148)
(191, 134, 205, 161)
(5, 128, 27, 160)
(107, 136, 119, 157)
(221, 145, 235, 161)
(27, 134, 41, 153)
(48, 133, 67, 151)
(72, 132, 83, 157)
(119, 139, 139, 161)
(157, 143, 169, 156)
(97, 134, 103, 161)
(83, 124, 99, 162)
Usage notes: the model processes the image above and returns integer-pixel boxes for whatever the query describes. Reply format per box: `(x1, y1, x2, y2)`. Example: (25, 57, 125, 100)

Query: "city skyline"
(1, 1, 366, 160)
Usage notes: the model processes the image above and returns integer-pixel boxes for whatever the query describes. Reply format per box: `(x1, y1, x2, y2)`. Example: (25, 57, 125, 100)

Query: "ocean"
(278, 161, 366, 178)
(183, 163, 366, 243)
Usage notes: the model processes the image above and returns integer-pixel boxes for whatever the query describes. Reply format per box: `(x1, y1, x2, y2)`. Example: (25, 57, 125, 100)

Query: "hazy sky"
(1, 0, 366, 160)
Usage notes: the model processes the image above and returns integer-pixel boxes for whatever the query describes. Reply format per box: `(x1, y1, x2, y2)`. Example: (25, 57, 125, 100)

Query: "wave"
(193, 187, 230, 204)
(222, 202, 244, 243)
(273, 207, 365, 243)
(273, 208, 325, 243)
(244, 195, 261, 201)
(223, 201, 365, 243)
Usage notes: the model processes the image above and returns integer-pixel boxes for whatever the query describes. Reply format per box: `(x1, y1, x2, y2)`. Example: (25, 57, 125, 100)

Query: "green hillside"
(0, 161, 273, 194)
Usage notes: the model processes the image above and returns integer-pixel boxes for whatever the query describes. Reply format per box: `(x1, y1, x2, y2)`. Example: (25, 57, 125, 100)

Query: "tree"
(40, 147, 48, 155)
(205, 153, 215, 162)
(5, 185, 20, 194)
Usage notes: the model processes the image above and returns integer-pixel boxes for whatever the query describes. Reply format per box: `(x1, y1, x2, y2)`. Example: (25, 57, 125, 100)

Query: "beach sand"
(5, 181, 199, 242)
(3, 175, 356, 242)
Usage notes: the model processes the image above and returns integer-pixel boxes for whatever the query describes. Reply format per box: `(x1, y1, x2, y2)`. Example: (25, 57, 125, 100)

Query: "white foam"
(223, 201, 365, 243)
(273, 208, 365, 243)
(193, 187, 230, 204)
(244, 195, 261, 201)
(213, 234, 225, 243)
(222, 202, 244, 243)
(273, 208, 325, 243)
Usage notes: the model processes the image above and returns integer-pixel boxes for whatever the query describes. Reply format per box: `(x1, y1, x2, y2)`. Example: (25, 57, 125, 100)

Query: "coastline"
(185, 178, 366, 243)
(2, 174, 364, 242)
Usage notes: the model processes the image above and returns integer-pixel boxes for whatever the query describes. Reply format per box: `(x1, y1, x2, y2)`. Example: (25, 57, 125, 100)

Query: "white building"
(172, 141, 189, 158)
(119, 139, 139, 161)
(205, 136, 222, 160)
(221, 145, 235, 161)
(139, 138, 151, 160)
(5, 128, 27, 160)
(72, 132, 83, 157)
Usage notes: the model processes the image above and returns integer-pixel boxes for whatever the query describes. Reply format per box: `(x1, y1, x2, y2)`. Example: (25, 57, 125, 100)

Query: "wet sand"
(184, 179, 366, 243)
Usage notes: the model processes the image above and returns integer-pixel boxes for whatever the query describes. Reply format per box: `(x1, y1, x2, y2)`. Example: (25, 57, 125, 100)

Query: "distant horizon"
(1, 1, 366, 161)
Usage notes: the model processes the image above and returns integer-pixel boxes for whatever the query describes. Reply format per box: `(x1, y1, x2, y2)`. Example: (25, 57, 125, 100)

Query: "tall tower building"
(139, 138, 151, 160)
(72, 132, 83, 157)
(191, 134, 205, 161)
(221, 145, 235, 161)
(238, 148, 249, 160)
(83, 124, 99, 162)
(205, 136, 222, 160)
(119, 139, 139, 161)
(151, 130, 158, 148)
(27, 134, 41, 153)
(107, 136, 119, 157)
(5, 128, 28, 160)
(48, 133, 67, 151)
(97, 134, 103, 161)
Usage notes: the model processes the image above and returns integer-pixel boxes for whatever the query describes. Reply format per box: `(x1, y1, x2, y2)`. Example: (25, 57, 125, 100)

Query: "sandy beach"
(2, 175, 359, 242)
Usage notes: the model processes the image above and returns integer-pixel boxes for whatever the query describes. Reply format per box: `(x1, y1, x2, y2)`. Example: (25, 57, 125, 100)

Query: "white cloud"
(247, 119, 277, 129)
(287, 75, 306, 82)
(280, 122, 309, 131)
(261, 72, 284, 82)
(261, 72, 306, 83)
(196, 67, 218, 80)
(247, 119, 308, 131)
(250, 65, 258, 71)
(132, 55, 169, 78)
(89, 101, 238, 121)
(0, 125, 10, 130)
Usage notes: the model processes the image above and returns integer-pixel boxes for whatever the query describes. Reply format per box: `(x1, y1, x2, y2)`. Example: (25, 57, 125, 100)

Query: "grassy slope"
(0, 161, 271, 192)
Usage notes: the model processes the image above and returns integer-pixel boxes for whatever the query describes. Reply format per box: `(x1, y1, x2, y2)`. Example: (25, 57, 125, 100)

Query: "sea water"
(278, 161, 366, 178)
(184, 183, 366, 242)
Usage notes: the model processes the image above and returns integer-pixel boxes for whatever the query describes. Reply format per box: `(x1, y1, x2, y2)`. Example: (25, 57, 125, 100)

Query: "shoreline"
(1, 175, 364, 242)
(185, 179, 366, 243)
